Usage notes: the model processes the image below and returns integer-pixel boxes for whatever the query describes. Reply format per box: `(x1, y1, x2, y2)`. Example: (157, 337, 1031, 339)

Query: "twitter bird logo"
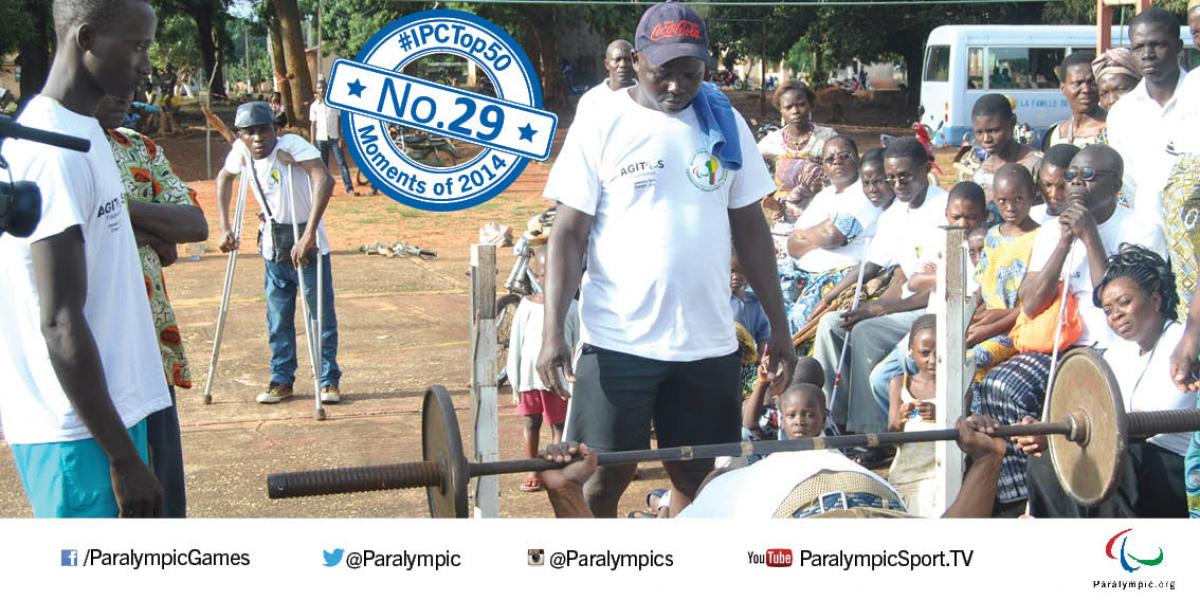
(323, 548, 345, 567)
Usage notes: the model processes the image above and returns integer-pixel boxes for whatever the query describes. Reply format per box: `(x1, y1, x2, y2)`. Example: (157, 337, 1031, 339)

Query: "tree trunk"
(903, 43, 922, 119)
(268, 15, 293, 119)
(185, 4, 227, 99)
(15, 0, 51, 108)
(271, 0, 313, 127)
(522, 7, 564, 110)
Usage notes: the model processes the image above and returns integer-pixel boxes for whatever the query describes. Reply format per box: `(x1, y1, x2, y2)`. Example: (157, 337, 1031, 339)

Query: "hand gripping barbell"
(266, 349, 1200, 517)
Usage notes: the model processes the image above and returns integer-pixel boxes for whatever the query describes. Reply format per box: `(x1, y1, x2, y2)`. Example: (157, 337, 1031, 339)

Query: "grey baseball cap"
(234, 101, 274, 129)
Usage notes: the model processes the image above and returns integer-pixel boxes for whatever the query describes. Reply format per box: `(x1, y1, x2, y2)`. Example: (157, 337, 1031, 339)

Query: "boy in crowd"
(508, 246, 580, 493)
(215, 101, 343, 404)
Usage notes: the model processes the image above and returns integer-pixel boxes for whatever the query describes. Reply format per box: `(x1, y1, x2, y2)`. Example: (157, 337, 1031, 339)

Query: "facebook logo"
(61, 549, 78, 566)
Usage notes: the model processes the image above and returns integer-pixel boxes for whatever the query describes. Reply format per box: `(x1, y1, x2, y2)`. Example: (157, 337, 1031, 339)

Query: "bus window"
(924, 45, 951, 82)
(968, 47, 985, 89)
(985, 47, 1067, 89)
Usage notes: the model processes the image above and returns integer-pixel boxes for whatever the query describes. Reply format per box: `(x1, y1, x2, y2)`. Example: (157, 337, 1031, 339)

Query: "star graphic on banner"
(347, 79, 366, 98)
(518, 123, 537, 142)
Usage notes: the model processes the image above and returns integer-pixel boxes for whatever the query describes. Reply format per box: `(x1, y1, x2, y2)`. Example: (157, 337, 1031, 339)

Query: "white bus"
(920, 25, 1198, 147)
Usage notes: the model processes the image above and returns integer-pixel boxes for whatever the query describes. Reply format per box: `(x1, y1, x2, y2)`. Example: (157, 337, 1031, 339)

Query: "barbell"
(266, 349, 1200, 517)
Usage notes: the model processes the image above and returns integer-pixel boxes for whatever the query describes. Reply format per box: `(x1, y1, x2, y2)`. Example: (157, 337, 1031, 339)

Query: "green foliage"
(224, 16, 273, 88)
(0, 0, 34, 58)
(150, 12, 205, 71)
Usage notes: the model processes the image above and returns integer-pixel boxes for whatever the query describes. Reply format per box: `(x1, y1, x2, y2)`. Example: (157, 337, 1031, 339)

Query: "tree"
(271, 0, 313, 126)
(155, 0, 231, 98)
(10, 0, 52, 106)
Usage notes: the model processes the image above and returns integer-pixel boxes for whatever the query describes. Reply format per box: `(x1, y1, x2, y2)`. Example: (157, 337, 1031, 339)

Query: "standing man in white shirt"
(576, 39, 635, 115)
(308, 79, 359, 196)
(536, 2, 794, 518)
(1106, 7, 1187, 225)
(215, 101, 342, 405)
(0, 0, 167, 517)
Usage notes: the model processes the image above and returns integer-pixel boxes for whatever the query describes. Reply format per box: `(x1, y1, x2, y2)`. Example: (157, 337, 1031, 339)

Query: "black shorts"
(564, 344, 742, 452)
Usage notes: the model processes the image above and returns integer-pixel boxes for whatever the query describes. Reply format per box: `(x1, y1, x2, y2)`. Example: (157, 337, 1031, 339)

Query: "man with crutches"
(215, 101, 342, 408)
(972, 145, 1166, 516)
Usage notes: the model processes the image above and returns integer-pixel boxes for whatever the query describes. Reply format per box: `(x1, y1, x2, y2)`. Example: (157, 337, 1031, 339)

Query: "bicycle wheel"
(495, 293, 521, 386)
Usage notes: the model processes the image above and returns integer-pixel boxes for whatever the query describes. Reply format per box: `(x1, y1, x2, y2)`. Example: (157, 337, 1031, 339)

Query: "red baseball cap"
(635, 2, 709, 66)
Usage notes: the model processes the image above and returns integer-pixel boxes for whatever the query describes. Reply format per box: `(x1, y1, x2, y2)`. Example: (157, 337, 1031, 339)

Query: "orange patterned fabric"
(106, 127, 197, 388)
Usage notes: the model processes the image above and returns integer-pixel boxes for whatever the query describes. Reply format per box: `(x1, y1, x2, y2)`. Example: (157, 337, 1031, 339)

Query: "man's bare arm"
(31, 227, 163, 517)
(731, 203, 797, 392)
(536, 203, 592, 398)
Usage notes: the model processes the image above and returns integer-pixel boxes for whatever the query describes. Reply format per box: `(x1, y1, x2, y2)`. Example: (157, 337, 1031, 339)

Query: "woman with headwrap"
(758, 81, 838, 261)
(1092, 47, 1141, 111)
(1045, 51, 1107, 149)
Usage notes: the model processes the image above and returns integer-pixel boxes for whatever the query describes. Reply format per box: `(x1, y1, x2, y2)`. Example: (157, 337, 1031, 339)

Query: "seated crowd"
(535, 5, 1200, 520)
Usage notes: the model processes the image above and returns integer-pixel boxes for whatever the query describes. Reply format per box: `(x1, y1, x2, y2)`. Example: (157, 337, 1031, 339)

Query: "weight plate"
(423, 386, 469, 518)
(1047, 348, 1127, 507)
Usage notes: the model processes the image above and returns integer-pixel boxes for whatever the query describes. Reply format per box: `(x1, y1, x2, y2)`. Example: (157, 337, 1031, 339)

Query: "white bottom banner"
(0, 519, 1193, 596)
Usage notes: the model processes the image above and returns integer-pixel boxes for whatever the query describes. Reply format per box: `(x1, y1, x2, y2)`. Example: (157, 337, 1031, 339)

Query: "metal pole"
(202, 168, 249, 404)
(316, 1, 323, 84)
(759, 15, 767, 117)
(285, 164, 326, 421)
(244, 28, 251, 94)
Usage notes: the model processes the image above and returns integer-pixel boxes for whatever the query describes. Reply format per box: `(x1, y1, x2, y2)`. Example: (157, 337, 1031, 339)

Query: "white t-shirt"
(1106, 71, 1187, 225)
(0, 95, 170, 444)
(1028, 205, 1166, 348)
(679, 449, 905, 518)
(1170, 68, 1200, 155)
(576, 79, 633, 116)
(506, 297, 580, 394)
(543, 89, 775, 361)
(1102, 321, 1193, 455)
(222, 134, 331, 259)
(793, 179, 882, 273)
(1030, 204, 1055, 225)
(866, 185, 950, 273)
(308, 100, 341, 141)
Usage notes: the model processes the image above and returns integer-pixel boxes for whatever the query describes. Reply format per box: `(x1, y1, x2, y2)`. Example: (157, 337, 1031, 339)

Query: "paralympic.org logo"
(1105, 529, 1163, 573)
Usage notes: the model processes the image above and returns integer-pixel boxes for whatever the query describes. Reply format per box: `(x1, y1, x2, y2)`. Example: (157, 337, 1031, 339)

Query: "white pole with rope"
(285, 162, 327, 421)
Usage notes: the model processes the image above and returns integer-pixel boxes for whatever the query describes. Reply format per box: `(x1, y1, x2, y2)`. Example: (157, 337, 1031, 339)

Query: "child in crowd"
(967, 164, 1041, 380)
(506, 246, 579, 492)
(731, 254, 771, 393)
(887, 314, 939, 516)
(742, 358, 825, 450)
(967, 226, 987, 268)
(1030, 144, 1080, 224)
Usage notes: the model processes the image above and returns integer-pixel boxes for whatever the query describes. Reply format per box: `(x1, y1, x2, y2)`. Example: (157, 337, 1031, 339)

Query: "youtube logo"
(747, 548, 793, 567)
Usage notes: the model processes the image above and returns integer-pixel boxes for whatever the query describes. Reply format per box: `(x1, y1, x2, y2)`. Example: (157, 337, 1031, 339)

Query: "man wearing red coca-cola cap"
(537, 1, 794, 517)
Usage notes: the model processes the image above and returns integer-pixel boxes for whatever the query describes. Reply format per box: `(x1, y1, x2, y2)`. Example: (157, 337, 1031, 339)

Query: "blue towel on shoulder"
(691, 82, 743, 171)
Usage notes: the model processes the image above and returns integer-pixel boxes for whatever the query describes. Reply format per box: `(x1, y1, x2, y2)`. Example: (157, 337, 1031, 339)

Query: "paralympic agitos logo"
(1105, 529, 1163, 573)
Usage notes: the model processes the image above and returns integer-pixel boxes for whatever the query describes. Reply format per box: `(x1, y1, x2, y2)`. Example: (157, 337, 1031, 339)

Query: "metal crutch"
(202, 164, 250, 404)
(826, 236, 873, 436)
(1021, 243, 1076, 516)
(285, 163, 327, 421)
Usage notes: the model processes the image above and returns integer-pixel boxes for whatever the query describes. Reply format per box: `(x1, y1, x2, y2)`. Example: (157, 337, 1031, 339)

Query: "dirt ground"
(0, 90, 952, 518)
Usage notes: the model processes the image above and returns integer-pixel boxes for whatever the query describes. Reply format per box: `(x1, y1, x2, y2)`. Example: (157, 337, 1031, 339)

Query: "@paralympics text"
(547, 549, 674, 571)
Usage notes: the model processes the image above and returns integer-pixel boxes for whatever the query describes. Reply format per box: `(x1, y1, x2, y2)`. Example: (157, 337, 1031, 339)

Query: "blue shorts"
(11, 419, 150, 518)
